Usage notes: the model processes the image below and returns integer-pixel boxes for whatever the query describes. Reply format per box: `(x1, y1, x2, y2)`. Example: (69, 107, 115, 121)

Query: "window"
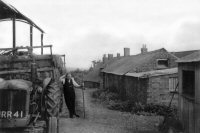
(182, 70, 195, 98)
(169, 77, 178, 92)
(157, 59, 168, 69)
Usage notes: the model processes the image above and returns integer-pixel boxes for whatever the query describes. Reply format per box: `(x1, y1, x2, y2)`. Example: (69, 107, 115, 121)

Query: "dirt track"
(59, 88, 161, 133)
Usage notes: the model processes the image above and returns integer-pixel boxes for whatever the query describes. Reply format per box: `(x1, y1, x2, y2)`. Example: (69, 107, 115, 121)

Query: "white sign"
(0, 111, 23, 118)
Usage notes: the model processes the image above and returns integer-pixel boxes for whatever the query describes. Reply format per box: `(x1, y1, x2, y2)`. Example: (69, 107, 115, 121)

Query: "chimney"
(124, 48, 130, 56)
(108, 54, 113, 60)
(92, 60, 97, 68)
(117, 53, 120, 58)
(102, 54, 107, 63)
(141, 44, 148, 54)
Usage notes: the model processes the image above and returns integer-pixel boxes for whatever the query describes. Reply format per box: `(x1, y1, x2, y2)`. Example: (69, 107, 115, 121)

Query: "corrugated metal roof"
(126, 68, 177, 78)
(177, 50, 200, 63)
(0, 0, 44, 33)
(102, 48, 168, 75)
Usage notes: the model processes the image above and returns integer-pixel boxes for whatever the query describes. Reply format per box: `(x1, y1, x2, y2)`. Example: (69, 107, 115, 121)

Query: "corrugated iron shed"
(126, 67, 177, 78)
(0, 0, 44, 32)
(102, 48, 168, 75)
(177, 50, 200, 63)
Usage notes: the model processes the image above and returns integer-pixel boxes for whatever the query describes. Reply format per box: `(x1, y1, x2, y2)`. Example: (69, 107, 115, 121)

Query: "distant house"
(83, 62, 103, 88)
(83, 51, 122, 88)
(177, 50, 200, 133)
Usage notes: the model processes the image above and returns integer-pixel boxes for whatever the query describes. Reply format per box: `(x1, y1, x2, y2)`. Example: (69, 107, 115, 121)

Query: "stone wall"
(147, 74, 178, 106)
(103, 72, 178, 106)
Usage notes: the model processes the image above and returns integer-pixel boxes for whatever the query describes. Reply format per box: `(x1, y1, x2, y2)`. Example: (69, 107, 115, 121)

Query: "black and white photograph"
(0, 0, 200, 133)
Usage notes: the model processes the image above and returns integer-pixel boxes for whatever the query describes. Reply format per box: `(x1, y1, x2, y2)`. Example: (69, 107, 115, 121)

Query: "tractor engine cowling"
(0, 79, 32, 128)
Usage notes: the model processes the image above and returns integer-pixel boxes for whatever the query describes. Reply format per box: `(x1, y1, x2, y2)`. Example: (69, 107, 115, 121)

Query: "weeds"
(92, 89, 177, 117)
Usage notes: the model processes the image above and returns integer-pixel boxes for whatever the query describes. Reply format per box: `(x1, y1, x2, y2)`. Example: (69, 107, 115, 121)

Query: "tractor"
(0, 0, 66, 132)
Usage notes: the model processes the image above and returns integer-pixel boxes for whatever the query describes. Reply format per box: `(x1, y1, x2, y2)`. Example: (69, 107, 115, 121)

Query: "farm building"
(125, 68, 178, 106)
(84, 46, 198, 106)
(102, 47, 178, 102)
(177, 50, 200, 133)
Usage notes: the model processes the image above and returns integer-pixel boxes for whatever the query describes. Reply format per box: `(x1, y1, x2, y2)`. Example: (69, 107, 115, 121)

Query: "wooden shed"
(177, 51, 200, 133)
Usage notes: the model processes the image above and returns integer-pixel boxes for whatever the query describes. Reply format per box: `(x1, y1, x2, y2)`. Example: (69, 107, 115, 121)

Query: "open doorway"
(182, 70, 195, 98)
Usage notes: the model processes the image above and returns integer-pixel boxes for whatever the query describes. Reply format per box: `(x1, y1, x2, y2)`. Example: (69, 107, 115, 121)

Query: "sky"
(0, 0, 200, 69)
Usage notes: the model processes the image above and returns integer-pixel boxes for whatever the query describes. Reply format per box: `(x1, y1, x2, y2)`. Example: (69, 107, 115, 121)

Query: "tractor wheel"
(48, 117, 58, 133)
(45, 80, 61, 117)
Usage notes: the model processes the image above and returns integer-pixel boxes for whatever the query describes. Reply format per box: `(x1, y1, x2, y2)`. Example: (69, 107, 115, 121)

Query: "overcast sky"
(1, 0, 200, 69)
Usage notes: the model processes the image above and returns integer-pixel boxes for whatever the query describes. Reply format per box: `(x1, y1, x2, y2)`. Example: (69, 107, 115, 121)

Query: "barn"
(177, 50, 200, 133)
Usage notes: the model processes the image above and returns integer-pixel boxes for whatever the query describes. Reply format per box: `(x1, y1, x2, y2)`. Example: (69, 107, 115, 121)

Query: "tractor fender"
(43, 78, 52, 90)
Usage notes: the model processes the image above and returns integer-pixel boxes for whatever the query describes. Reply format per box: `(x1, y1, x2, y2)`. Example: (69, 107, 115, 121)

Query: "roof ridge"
(102, 48, 168, 75)
(170, 49, 199, 53)
(127, 47, 166, 58)
(177, 50, 200, 63)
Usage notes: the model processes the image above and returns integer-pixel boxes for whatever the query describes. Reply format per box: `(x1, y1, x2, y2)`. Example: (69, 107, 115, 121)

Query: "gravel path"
(59, 88, 162, 133)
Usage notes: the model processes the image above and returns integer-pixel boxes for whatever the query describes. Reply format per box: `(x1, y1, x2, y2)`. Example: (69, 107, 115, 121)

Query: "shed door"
(181, 70, 195, 133)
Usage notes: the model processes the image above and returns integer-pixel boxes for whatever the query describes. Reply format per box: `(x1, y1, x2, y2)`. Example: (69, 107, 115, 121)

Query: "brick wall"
(147, 74, 178, 106)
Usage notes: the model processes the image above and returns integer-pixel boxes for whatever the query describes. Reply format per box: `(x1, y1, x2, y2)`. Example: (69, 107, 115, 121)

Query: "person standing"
(60, 73, 80, 118)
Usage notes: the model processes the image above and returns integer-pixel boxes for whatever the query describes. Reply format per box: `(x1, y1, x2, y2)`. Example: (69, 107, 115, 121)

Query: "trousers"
(63, 87, 75, 117)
